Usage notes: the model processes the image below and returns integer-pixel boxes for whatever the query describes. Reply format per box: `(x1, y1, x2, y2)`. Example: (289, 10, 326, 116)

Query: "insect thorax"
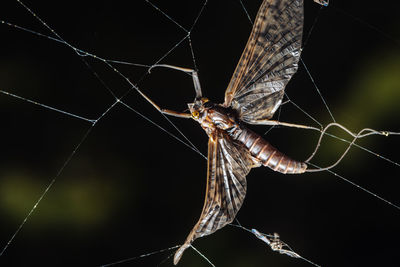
(197, 103, 240, 136)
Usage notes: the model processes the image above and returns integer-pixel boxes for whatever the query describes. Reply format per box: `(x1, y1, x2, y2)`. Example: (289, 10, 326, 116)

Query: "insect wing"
(224, 0, 303, 124)
(314, 0, 329, 6)
(174, 131, 253, 265)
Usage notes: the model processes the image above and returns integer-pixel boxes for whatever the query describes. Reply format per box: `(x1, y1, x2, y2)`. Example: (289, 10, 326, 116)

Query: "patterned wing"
(173, 131, 254, 265)
(224, 0, 303, 124)
(314, 0, 329, 6)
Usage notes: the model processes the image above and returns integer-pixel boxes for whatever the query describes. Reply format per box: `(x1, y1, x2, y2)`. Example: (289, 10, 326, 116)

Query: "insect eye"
(201, 97, 209, 104)
(192, 111, 200, 119)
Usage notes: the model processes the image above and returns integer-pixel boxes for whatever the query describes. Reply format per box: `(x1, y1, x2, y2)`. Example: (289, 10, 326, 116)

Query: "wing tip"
(173, 243, 190, 265)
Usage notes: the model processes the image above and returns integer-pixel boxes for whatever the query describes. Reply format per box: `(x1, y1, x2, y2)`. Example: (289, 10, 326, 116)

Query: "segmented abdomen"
(232, 127, 307, 174)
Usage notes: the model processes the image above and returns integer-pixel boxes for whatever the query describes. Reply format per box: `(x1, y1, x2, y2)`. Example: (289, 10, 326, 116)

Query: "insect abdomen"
(233, 127, 307, 174)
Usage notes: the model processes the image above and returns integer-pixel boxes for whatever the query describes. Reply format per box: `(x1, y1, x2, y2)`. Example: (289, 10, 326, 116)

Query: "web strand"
(229, 224, 321, 267)
(238, 0, 253, 25)
(308, 162, 400, 211)
(144, 0, 189, 34)
(300, 58, 336, 122)
(0, 1, 206, 257)
(332, 6, 400, 47)
(100, 245, 180, 267)
(0, 126, 94, 256)
(0, 90, 95, 123)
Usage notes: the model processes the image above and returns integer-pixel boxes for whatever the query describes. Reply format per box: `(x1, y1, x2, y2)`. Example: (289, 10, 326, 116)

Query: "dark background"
(1, 0, 400, 266)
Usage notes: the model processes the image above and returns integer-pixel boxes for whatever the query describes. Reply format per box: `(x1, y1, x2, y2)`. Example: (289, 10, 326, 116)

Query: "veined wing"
(173, 130, 254, 265)
(224, 0, 303, 124)
(314, 0, 328, 6)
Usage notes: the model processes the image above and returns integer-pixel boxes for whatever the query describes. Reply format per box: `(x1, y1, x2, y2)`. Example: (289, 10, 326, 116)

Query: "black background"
(1, 0, 400, 266)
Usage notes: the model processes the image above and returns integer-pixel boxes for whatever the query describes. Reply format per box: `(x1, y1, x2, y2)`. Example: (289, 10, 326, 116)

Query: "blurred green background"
(0, 0, 399, 266)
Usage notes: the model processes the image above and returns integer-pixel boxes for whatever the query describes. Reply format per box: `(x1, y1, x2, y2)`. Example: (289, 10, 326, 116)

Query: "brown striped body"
(198, 103, 307, 174)
(230, 126, 307, 174)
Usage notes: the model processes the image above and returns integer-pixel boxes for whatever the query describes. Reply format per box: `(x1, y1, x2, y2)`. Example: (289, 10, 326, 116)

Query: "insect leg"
(249, 119, 321, 131)
(149, 64, 202, 99)
(135, 88, 191, 118)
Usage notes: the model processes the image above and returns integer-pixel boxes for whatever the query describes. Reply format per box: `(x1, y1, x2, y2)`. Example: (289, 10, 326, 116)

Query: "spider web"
(1, 0, 400, 266)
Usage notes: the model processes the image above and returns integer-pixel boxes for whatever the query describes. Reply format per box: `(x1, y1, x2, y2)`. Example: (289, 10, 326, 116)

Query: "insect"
(251, 229, 301, 258)
(146, 0, 311, 264)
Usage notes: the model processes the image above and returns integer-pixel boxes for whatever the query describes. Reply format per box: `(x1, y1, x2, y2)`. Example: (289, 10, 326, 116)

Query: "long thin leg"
(252, 119, 321, 131)
(149, 64, 203, 99)
(135, 88, 191, 118)
(142, 64, 204, 118)
(129, 63, 205, 119)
